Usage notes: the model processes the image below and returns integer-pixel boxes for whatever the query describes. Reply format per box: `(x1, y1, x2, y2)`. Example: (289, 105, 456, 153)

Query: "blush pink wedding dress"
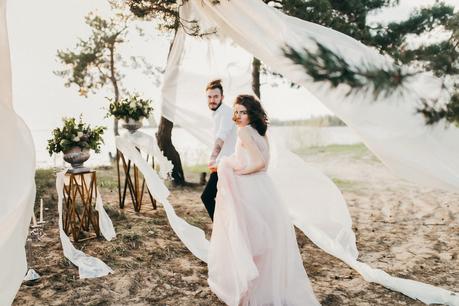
(208, 126, 320, 306)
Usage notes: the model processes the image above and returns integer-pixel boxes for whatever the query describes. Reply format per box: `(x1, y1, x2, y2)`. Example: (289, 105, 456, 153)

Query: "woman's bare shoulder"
(237, 125, 251, 136)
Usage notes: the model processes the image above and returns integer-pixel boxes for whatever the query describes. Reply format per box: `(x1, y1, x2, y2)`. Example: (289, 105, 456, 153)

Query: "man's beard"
(210, 102, 222, 111)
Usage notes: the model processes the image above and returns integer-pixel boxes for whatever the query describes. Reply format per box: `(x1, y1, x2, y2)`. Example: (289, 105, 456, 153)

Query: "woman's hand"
(232, 162, 247, 175)
(234, 168, 247, 175)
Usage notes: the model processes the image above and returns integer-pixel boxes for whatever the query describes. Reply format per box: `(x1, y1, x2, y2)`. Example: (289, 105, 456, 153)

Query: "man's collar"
(213, 102, 223, 112)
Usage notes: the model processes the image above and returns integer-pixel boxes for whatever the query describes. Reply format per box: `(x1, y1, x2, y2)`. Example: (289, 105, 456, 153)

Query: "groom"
(201, 79, 237, 221)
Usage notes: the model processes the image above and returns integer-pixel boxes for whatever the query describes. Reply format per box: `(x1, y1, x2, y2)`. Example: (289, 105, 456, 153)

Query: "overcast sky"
(6, 0, 459, 131)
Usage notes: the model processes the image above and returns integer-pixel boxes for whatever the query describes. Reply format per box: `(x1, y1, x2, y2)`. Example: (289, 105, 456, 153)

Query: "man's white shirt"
(213, 103, 237, 165)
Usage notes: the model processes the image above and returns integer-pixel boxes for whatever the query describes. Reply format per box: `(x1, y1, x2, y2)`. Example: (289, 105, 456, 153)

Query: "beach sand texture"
(14, 144, 458, 305)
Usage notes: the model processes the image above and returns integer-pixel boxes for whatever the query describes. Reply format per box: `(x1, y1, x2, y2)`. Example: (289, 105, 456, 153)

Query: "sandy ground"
(13, 144, 459, 305)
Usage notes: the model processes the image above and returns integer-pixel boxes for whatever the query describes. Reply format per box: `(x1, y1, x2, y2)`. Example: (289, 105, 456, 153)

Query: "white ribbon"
(56, 170, 115, 278)
(123, 131, 173, 180)
(116, 133, 209, 262)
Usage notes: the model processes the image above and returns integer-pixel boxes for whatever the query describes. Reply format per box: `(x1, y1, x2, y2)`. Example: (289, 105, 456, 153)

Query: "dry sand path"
(14, 145, 458, 305)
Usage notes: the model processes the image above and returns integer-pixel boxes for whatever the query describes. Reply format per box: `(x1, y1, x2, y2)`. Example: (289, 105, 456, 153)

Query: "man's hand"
(208, 159, 217, 172)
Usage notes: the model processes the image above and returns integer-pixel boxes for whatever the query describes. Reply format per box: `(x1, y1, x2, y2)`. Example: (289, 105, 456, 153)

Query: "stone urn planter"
(63, 147, 90, 173)
(122, 118, 143, 134)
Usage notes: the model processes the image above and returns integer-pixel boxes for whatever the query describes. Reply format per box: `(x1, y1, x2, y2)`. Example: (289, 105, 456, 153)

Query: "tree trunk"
(156, 116, 185, 185)
(114, 118, 119, 136)
(252, 57, 261, 99)
(109, 44, 120, 136)
(155, 28, 186, 186)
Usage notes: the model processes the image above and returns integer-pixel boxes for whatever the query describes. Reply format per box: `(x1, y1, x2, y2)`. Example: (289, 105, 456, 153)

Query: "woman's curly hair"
(233, 94, 268, 136)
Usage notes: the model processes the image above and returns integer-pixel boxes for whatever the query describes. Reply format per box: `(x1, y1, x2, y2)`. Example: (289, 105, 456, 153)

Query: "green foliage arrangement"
(106, 95, 153, 121)
(47, 117, 106, 155)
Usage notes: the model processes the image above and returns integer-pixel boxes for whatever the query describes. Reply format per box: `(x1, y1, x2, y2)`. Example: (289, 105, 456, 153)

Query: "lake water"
(34, 126, 362, 169)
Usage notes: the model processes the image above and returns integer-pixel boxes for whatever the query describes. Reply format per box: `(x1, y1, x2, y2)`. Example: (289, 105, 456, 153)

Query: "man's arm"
(210, 107, 233, 170)
(208, 138, 224, 170)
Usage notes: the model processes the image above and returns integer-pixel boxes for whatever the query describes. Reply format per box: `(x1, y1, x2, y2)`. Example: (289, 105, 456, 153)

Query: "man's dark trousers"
(201, 172, 218, 221)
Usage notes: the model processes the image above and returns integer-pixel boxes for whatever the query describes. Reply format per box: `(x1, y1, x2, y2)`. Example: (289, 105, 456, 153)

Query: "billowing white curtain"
(0, 0, 36, 304)
(1, 0, 458, 303)
(188, 0, 459, 191)
(160, 19, 253, 146)
(159, 0, 459, 305)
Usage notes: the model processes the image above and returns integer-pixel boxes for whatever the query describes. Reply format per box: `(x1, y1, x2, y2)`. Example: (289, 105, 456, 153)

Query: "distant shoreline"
(30, 115, 346, 132)
(270, 115, 346, 127)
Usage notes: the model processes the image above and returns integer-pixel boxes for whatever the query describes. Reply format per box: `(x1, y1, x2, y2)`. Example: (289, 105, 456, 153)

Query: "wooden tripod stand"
(116, 149, 157, 212)
(62, 171, 100, 242)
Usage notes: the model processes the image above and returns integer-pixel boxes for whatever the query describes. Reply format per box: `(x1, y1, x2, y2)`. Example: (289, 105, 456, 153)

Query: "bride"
(207, 94, 320, 306)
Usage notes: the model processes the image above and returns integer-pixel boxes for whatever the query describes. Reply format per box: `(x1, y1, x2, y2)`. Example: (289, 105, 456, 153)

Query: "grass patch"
(94, 164, 119, 190)
(294, 143, 369, 158)
(331, 177, 356, 190)
(97, 175, 119, 190)
(183, 164, 208, 174)
(35, 168, 57, 202)
(122, 232, 142, 249)
(105, 204, 127, 221)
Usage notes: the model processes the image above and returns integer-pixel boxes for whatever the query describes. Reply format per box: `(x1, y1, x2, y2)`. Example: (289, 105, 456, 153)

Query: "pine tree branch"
(418, 93, 459, 126)
(283, 41, 459, 126)
(283, 42, 415, 99)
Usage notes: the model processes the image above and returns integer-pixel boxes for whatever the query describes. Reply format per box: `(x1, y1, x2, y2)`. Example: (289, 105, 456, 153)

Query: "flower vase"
(63, 147, 90, 173)
(122, 118, 143, 134)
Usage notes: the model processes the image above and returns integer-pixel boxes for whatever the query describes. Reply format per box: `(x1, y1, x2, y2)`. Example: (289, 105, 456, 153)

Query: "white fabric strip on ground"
(55, 171, 114, 279)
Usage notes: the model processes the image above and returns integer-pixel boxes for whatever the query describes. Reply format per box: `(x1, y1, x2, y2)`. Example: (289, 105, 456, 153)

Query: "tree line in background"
(55, 0, 458, 185)
(270, 115, 346, 127)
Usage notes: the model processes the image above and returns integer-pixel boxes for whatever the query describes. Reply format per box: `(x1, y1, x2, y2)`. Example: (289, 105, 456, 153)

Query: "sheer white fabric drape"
(186, 0, 459, 191)
(0, 0, 36, 304)
(2, 0, 459, 304)
(160, 22, 253, 147)
(158, 0, 459, 304)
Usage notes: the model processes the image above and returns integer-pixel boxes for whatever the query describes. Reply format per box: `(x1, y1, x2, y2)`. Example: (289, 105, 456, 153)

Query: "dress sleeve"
(237, 127, 266, 173)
